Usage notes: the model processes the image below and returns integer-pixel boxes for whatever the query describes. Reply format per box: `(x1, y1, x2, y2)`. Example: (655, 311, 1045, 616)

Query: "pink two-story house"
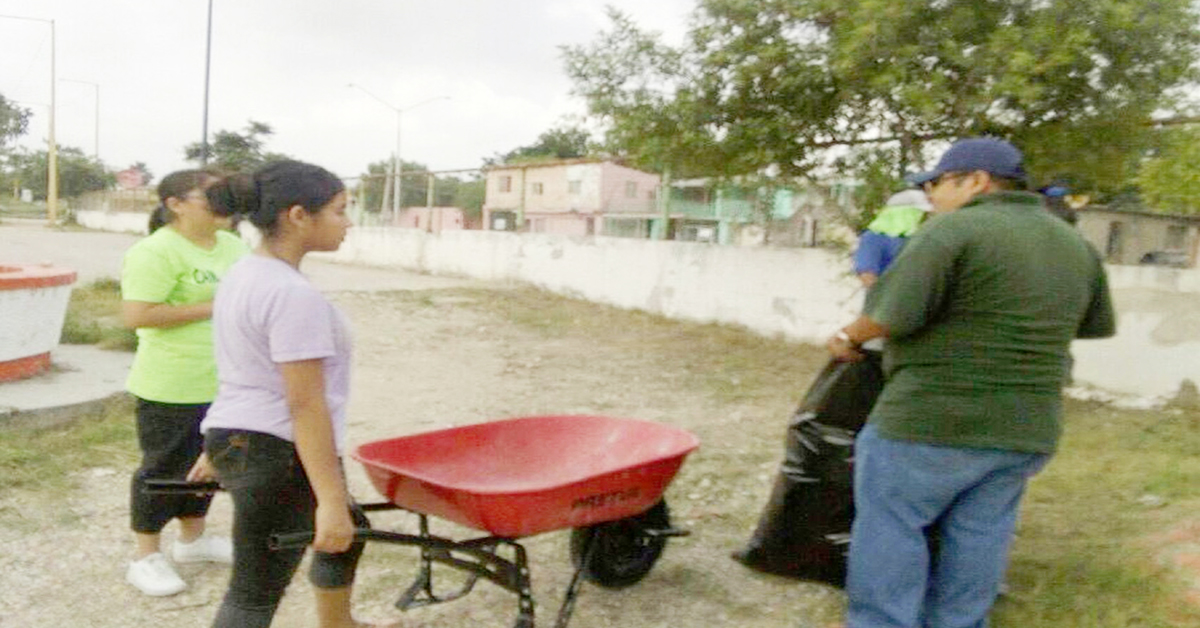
(483, 159, 661, 236)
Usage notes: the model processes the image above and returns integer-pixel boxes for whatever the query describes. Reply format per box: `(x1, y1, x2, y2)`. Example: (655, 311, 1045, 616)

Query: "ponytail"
(206, 173, 258, 219)
(147, 204, 171, 233)
(208, 161, 343, 238)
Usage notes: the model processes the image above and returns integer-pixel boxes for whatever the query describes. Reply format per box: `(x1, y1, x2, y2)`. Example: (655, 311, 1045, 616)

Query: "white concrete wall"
(76, 211, 1200, 398)
(75, 209, 149, 235)
(322, 227, 1200, 399)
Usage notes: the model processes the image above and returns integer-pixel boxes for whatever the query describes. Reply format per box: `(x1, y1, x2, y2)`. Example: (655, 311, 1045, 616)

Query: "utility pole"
(5, 14, 62, 224)
(347, 85, 449, 224)
(201, 0, 213, 166)
(47, 18, 56, 225)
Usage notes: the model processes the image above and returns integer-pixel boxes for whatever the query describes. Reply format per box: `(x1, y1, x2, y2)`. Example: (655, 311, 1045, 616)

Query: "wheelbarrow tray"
(353, 415, 700, 538)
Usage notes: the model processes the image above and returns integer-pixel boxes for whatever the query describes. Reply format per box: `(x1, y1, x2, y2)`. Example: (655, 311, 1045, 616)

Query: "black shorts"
(129, 397, 213, 533)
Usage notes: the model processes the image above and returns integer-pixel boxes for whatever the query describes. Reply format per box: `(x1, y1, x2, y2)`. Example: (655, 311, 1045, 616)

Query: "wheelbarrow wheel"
(569, 499, 671, 589)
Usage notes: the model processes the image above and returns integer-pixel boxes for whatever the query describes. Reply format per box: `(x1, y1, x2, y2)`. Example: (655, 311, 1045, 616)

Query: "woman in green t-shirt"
(120, 169, 249, 597)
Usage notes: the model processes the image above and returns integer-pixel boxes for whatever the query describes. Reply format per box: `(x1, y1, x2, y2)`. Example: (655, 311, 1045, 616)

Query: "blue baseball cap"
(906, 138, 1027, 186)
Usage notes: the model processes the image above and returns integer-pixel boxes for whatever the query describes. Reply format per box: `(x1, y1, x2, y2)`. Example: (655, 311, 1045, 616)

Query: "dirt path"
(0, 282, 844, 628)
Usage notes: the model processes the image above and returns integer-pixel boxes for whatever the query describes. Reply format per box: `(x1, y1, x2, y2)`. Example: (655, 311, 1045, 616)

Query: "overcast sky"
(0, 0, 695, 182)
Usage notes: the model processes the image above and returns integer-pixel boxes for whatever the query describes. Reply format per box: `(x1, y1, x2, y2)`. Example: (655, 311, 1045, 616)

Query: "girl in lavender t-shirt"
(190, 161, 397, 628)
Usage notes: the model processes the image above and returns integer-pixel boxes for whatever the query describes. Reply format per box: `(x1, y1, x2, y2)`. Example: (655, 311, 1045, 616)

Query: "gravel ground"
(0, 280, 844, 628)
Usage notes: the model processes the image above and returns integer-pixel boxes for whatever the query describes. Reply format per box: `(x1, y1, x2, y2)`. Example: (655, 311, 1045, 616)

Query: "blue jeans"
(847, 423, 1049, 628)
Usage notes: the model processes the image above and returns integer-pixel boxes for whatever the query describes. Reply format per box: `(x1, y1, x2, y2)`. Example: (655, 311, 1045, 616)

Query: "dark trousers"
(206, 429, 366, 628)
(130, 398, 213, 533)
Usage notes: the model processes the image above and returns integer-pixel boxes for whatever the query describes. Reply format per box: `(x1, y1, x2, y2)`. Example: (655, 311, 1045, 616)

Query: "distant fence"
(74, 210, 1200, 399)
(75, 189, 156, 215)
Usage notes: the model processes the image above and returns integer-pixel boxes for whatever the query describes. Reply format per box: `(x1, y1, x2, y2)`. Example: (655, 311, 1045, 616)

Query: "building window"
(568, 180, 582, 194)
(531, 182, 544, 195)
(625, 181, 638, 198)
(499, 176, 512, 193)
(1166, 225, 1187, 250)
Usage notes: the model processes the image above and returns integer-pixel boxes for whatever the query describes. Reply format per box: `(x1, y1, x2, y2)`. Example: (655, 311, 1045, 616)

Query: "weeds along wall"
(317, 226, 1200, 400)
(72, 211, 1200, 399)
(317, 227, 865, 346)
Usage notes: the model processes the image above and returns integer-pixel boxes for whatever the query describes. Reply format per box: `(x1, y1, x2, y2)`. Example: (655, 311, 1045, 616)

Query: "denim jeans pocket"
(207, 430, 298, 491)
(207, 431, 250, 475)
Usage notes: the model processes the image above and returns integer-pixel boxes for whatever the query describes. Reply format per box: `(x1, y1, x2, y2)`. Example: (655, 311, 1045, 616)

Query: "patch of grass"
(0, 396, 137, 494)
(61, 277, 137, 351)
(448, 286, 828, 403)
(0, 199, 48, 219)
(994, 402, 1200, 627)
(433, 286, 1200, 627)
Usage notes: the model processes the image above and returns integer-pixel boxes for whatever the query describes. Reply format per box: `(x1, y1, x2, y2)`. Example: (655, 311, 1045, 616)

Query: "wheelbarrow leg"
(554, 531, 600, 628)
(396, 514, 486, 609)
(390, 515, 536, 628)
(512, 541, 535, 628)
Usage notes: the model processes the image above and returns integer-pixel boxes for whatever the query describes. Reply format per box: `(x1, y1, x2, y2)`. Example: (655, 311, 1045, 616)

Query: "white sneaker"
(126, 553, 186, 597)
(172, 533, 233, 564)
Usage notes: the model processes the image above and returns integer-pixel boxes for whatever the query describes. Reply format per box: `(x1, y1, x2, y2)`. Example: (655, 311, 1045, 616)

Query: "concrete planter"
(0, 264, 78, 381)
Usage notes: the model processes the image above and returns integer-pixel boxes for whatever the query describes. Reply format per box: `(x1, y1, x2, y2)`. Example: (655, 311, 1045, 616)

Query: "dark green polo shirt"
(864, 191, 1116, 453)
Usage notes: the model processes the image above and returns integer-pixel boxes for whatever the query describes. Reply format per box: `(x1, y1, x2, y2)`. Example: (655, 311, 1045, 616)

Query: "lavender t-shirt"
(201, 255, 352, 453)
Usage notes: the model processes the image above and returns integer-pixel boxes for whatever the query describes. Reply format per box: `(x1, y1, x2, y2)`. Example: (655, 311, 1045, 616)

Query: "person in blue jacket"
(853, 189, 932, 288)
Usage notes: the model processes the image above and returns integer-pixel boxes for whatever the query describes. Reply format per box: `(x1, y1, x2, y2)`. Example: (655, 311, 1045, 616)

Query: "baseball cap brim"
(904, 170, 942, 186)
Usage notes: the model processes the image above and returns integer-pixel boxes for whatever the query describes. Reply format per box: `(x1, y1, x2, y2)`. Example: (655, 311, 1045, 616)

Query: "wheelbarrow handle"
(270, 532, 315, 550)
(143, 479, 222, 494)
(270, 528, 384, 550)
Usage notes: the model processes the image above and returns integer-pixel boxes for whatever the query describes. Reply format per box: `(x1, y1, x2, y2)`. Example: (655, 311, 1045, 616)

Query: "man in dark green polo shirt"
(826, 138, 1115, 628)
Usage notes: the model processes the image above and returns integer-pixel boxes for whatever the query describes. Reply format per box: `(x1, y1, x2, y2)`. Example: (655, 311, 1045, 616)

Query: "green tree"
(358, 158, 442, 213)
(130, 161, 154, 187)
(0, 94, 31, 152)
(832, 146, 909, 231)
(184, 120, 290, 171)
(493, 124, 592, 164)
(358, 160, 389, 214)
(446, 175, 485, 221)
(566, 1, 1200, 203)
(0, 94, 33, 198)
(13, 146, 113, 199)
(1135, 126, 1200, 214)
(562, 9, 726, 179)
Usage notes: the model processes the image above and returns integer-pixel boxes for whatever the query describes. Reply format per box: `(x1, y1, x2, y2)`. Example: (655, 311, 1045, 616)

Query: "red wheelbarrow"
(161, 415, 700, 628)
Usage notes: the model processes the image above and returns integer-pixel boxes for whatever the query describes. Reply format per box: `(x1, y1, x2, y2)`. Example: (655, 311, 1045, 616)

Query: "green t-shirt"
(864, 191, 1116, 453)
(122, 228, 250, 403)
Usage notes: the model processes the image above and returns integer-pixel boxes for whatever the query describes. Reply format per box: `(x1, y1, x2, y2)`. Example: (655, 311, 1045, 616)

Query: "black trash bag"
(731, 354, 884, 588)
(795, 354, 886, 431)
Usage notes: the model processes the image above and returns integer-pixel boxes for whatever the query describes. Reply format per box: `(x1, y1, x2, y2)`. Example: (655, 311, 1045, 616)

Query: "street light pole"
(201, 0, 213, 167)
(347, 84, 449, 224)
(60, 79, 99, 159)
(47, 18, 56, 225)
(393, 107, 402, 220)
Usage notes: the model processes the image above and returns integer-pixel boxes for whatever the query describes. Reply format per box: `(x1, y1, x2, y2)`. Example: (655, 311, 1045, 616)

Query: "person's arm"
(281, 358, 354, 554)
(830, 223, 956, 361)
(122, 300, 213, 329)
(826, 315, 890, 361)
(857, 272, 879, 288)
(853, 232, 887, 287)
(120, 241, 213, 329)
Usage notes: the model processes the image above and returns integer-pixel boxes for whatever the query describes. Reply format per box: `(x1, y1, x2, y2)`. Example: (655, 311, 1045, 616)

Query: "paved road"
(0, 218, 481, 292)
(0, 218, 484, 423)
